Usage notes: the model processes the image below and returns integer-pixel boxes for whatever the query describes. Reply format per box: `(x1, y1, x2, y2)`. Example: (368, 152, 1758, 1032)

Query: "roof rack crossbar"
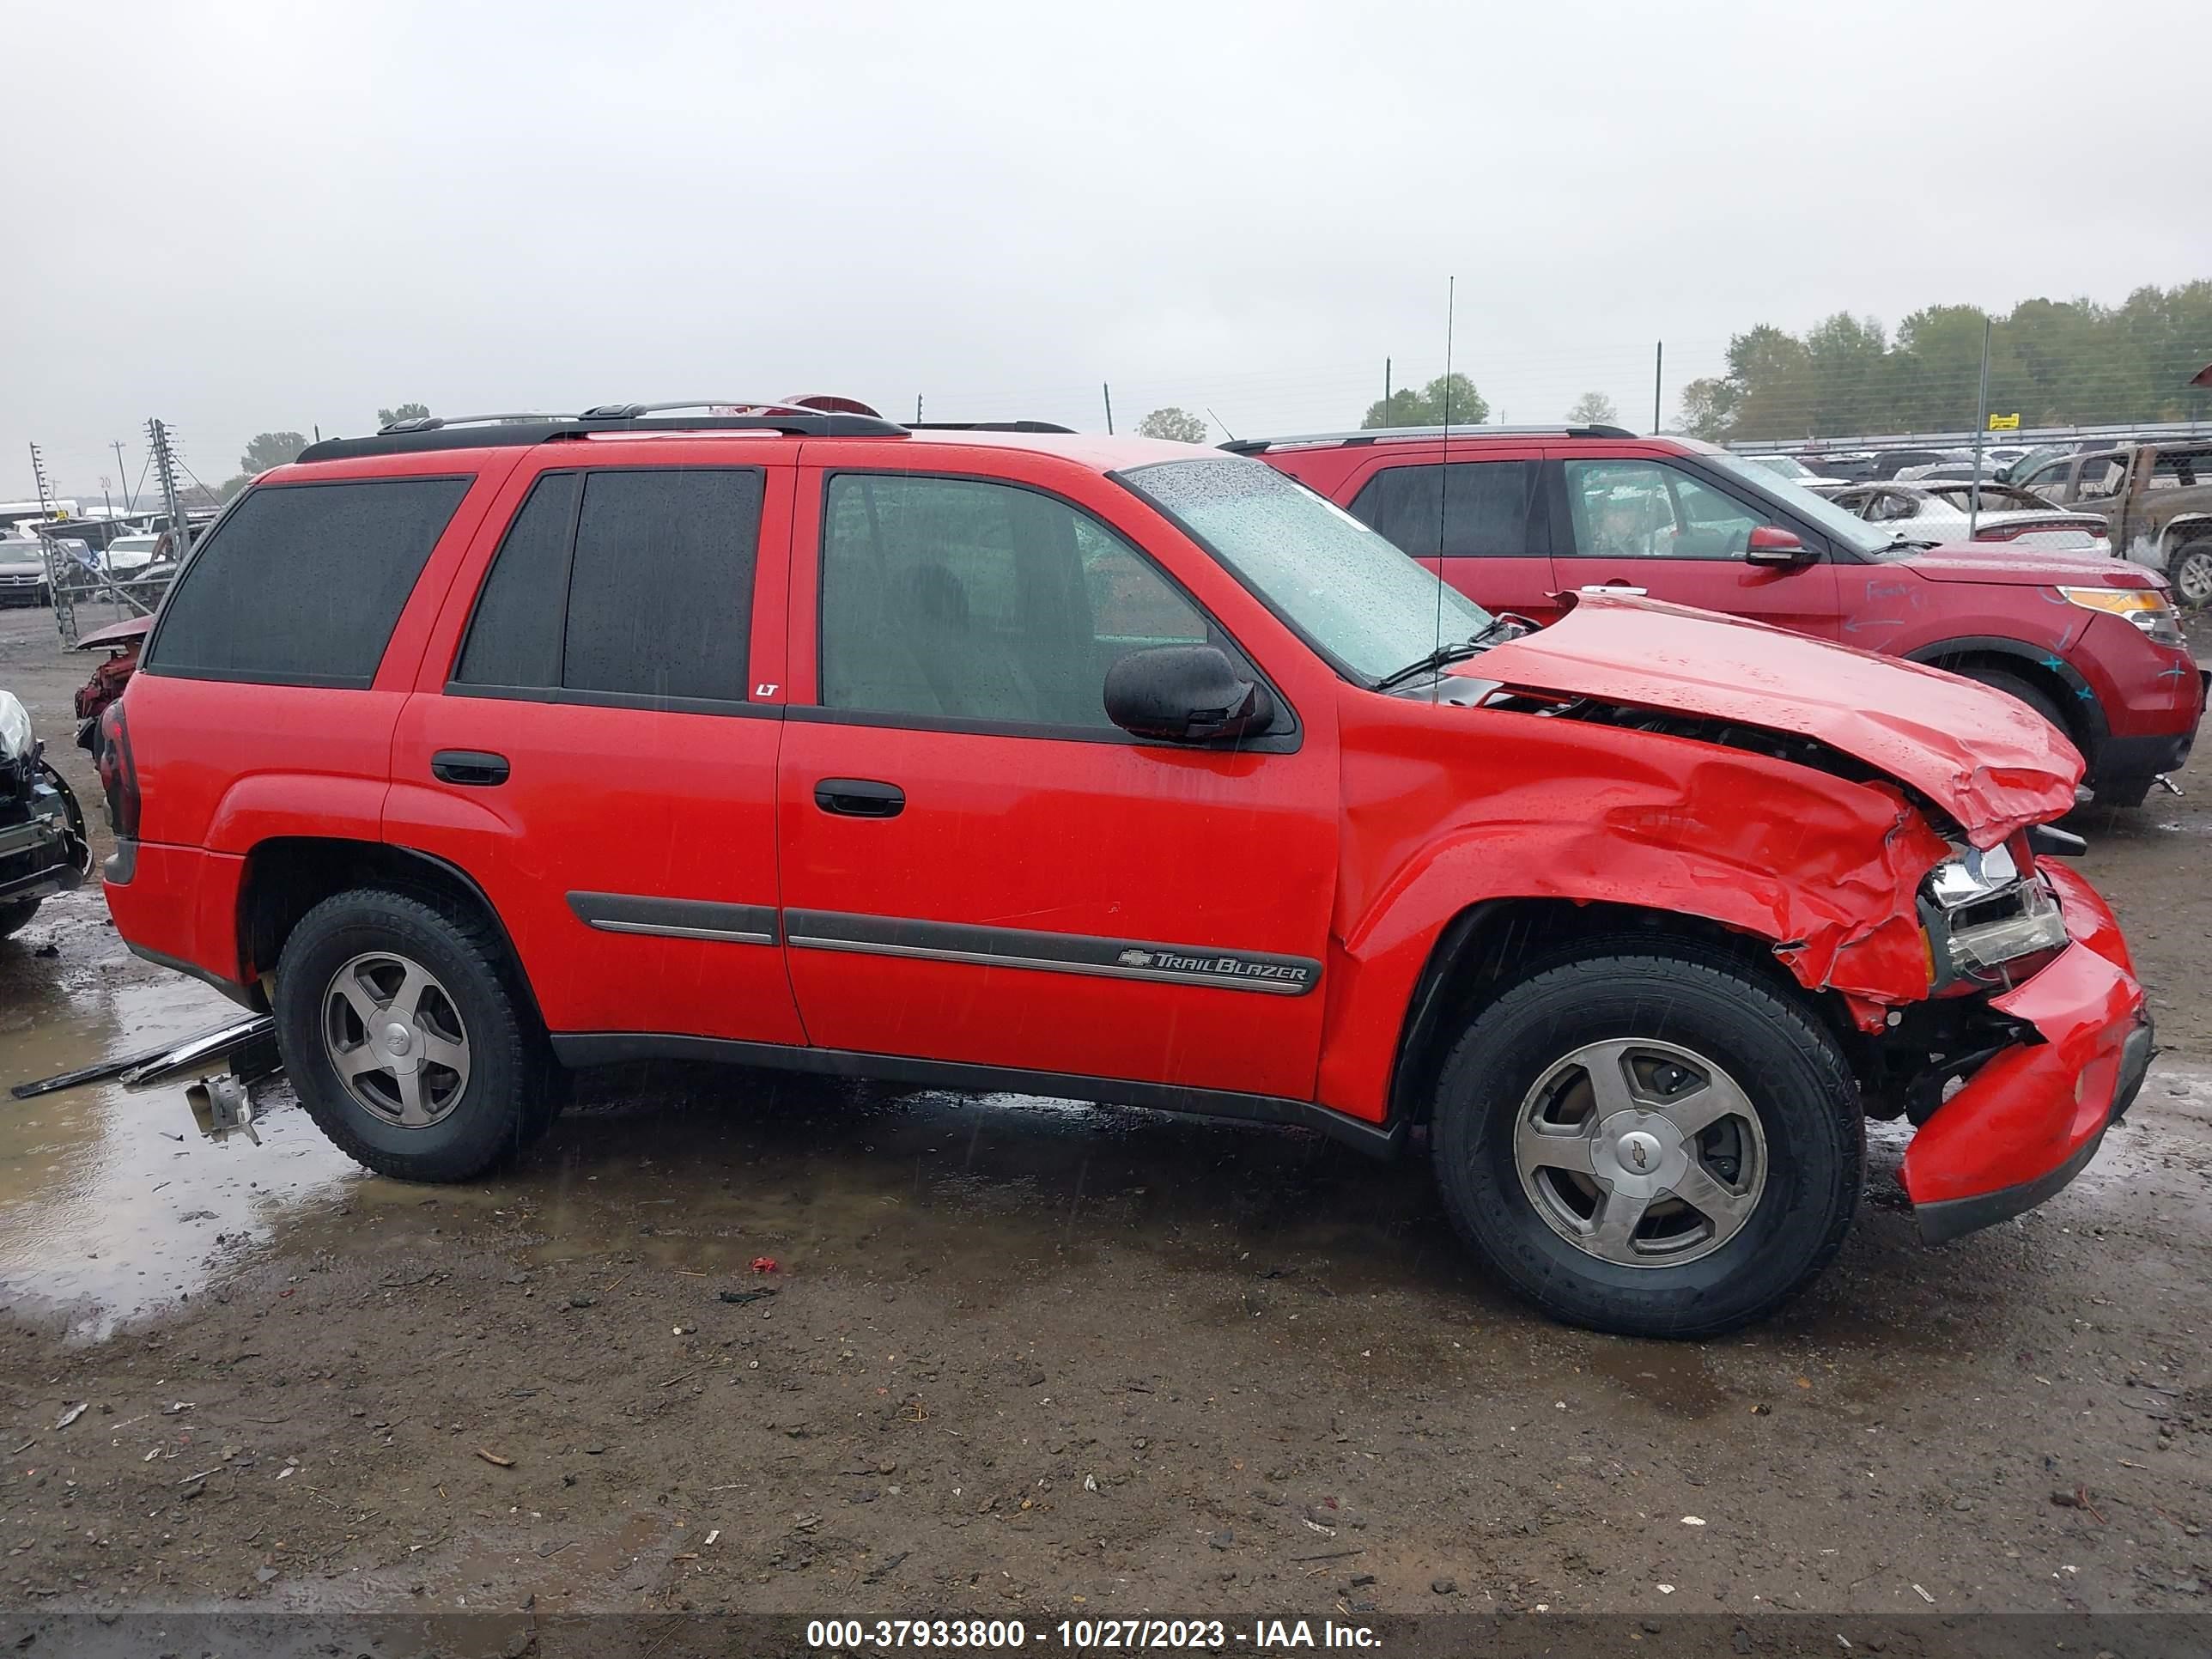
(302, 404, 908, 464)
(376, 412, 580, 435)
(906, 420, 1078, 434)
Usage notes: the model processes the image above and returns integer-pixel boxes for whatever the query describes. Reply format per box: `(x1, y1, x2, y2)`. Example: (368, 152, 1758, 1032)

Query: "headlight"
(2057, 586, 2184, 647)
(1924, 842, 2019, 909)
(0, 691, 33, 762)
(1923, 841, 2067, 981)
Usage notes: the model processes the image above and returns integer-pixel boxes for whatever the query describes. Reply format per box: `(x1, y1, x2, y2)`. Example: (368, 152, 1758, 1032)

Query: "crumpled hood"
(1472, 592, 2082, 847)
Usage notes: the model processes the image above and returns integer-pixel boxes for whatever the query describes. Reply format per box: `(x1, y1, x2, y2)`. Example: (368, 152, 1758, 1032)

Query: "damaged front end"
(1866, 849, 2151, 1243)
(0, 690, 93, 915)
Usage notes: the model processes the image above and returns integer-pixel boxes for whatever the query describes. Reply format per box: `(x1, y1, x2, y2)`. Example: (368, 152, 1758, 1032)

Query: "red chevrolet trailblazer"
(98, 402, 2151, 1337)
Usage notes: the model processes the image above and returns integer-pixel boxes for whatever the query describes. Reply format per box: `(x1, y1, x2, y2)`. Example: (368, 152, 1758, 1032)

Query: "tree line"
(1676, 281, 2212, 441)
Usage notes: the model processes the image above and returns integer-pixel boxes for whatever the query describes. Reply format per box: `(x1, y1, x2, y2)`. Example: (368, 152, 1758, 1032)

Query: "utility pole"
(915, 395, 923, 424)
(1384, 356, 1392, 410)
(148, 418, 189, 553)
(1969, 317, 1991, 538)
(111, 440, 134, 511)
(1652, 341, 1664, 434)
(28, 442, 55, 520)
(1102, 383, 1114, 434)
(30, 441, 76, 644)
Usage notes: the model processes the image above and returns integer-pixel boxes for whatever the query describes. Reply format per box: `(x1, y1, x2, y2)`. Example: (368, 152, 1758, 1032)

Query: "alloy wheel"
(320, 951, 472, 1128)
(1512, 1037, 1768, 1267)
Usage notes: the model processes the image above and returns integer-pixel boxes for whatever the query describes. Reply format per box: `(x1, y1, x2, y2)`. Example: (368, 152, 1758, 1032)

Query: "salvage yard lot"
(0, 605, 2208, 1618)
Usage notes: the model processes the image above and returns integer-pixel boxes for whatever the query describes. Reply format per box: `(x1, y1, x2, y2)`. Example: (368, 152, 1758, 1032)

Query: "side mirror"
(1103, 644, 1274, 743)
(1745, 525, 1812, 566)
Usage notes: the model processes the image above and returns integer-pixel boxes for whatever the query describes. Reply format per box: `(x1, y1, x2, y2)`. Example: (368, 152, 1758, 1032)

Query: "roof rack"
(1219, 422, 1638, 455)
(295, 400, 909, 464)
(907, 420, 1078, 434)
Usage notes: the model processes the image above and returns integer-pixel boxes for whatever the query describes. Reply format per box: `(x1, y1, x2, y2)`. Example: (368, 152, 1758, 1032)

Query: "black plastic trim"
(441, 682, 777, 720)
(547, 1031, 1402, 1158)
(565, 891, 778, 945)
(782, 908, 1321, 996)
(124, 941, 259, 1009)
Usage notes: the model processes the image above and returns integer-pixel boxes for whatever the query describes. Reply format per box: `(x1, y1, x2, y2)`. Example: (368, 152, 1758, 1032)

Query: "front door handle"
(814, 778, 905, 818)
(1580, 583, 1648, 597)
(432, 750, 510, 787)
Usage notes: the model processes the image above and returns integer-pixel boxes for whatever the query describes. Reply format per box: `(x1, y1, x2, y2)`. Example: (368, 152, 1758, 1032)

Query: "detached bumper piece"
(1905, 940, 2151, 1245)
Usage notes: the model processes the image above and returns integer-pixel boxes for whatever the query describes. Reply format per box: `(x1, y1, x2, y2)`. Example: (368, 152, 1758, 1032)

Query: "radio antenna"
(1433, 275, 1455, 662)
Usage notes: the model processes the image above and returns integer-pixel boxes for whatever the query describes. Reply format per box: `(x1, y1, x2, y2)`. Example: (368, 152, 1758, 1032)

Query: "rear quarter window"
(147, 477, 471, 687)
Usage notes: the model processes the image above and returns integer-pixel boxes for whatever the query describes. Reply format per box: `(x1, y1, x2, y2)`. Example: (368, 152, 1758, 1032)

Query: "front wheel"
(0, 899, 40, 940)
(1430, 949, 1862, 1338)
(273, 888, 559, 1182)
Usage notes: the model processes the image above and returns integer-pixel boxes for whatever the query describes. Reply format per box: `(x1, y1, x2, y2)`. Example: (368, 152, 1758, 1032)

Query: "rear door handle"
(432, 750, 510, 787)
(814, 778, 905, 818)
(1579, 583, 1648, 597)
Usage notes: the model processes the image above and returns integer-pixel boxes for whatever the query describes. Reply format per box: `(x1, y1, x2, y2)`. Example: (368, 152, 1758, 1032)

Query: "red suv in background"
(100, 404, 2151, 1338)
(1243, 426, 2205, 807)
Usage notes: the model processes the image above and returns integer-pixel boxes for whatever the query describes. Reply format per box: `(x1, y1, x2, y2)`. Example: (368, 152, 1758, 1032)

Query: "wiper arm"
(1372, 618, 1512, 693)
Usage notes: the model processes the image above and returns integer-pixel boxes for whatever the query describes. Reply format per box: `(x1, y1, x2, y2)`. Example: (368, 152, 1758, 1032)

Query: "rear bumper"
(1904, 872, 2149, 1244)
(100, 839, 253, 1000)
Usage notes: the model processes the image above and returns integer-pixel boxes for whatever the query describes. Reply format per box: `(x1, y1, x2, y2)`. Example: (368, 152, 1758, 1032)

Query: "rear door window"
(1347, 460, 1540, 557)
(147, 477, 471, 686)
(452, 467, 763, 708)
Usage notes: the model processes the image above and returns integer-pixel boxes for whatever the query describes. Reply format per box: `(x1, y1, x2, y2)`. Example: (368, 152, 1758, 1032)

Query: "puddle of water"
(0, 902, 366, 1336)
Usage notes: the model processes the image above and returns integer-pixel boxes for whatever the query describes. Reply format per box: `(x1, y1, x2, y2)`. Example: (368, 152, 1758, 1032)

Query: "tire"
(273, 887, 559, 1182)
(1430, 949, 1862, 1339)
(1954, 665, 2069, 741)
(2173, 541, 2212, 611)
(0, 899, 40, 940)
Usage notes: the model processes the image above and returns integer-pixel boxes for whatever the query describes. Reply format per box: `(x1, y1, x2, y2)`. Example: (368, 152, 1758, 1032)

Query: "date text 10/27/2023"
(806, 1619, 1382, 1650)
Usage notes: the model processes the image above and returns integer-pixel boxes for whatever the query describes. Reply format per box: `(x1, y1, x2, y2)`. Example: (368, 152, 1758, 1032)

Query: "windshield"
(1701, 451, 1898, 556)
(1746, 453, 1814, 480)
(1118, 456, 1494, 684)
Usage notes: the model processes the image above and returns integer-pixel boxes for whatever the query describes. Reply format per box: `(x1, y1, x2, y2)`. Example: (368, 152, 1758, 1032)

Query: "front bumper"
(1904, 869, 2149, 1244)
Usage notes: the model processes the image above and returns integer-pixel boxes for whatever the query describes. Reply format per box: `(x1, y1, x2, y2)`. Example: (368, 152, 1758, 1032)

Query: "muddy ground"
(1, 602, 2209, 1627)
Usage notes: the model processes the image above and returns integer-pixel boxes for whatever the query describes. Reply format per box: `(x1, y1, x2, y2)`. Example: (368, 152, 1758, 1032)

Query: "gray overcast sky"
(7, 0, 2204, 497)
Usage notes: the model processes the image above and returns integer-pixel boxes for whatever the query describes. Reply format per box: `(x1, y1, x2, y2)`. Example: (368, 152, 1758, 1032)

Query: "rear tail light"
(97, 702, 139, 839)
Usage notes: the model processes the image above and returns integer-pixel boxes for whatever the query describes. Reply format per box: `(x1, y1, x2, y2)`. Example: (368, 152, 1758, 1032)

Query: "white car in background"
(1808, 480, 2114, 553)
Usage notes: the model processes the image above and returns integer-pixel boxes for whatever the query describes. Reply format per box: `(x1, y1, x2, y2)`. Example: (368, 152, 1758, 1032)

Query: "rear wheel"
(2173, 542, 2212, 611)
(0, 899, 40, 940)
(1430, 949, 1861, 1338)
(274, 888, 559, 1182)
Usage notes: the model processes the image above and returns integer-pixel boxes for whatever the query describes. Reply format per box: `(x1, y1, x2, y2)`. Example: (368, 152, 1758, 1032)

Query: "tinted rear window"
(453, 472, 578, 690)
(451, 467, 761, 707)
(148, 477, 470, 686)
(1348, 460, 1540, 558)
(563, 469, 761, 702)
